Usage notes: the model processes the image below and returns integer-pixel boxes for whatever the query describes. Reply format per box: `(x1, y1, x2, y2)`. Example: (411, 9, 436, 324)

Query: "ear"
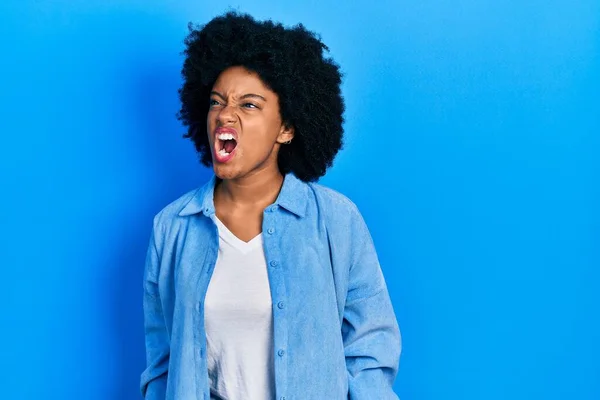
(276, 122, 295, 144)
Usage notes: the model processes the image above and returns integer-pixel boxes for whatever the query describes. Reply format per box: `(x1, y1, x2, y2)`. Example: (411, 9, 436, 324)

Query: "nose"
(216, 103, 237, 126)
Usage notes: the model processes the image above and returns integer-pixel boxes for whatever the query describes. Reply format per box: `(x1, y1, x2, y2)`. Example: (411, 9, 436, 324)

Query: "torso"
(207, 179, 280, 398)
(205, 216, 275, 399)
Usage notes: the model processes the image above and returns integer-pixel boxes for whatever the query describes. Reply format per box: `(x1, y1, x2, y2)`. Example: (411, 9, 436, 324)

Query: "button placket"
(263, 210, 289, 397)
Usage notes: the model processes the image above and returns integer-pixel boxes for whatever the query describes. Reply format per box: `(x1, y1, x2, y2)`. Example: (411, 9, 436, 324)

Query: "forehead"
(212, 66, 275, 98)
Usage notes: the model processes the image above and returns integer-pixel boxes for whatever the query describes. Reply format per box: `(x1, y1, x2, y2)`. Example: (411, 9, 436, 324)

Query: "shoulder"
(307, 181, 363, 221)
(307, 181, 376, 268)
(151, 186, 202, 233)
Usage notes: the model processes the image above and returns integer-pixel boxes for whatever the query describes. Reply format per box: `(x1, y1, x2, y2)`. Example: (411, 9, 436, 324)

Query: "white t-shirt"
(204, 216, 275, 400)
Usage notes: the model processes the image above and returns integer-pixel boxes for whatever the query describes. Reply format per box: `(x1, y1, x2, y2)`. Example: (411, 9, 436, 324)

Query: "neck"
(216, 168, 285, 208)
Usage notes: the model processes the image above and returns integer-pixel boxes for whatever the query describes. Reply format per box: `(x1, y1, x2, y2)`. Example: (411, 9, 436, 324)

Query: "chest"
(205, 234, 272, 317)
(169, 212, 342, 318)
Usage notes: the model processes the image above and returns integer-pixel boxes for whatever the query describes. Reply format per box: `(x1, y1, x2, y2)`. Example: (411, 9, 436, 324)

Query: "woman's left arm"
(343, 207, 401, 400)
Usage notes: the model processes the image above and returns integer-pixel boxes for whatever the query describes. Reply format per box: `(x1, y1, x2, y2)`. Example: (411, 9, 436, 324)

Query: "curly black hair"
(177, 11, 345, 182)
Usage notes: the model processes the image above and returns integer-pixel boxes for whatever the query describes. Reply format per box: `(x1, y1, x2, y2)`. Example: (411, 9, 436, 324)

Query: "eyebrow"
(211, 91, 267, 102)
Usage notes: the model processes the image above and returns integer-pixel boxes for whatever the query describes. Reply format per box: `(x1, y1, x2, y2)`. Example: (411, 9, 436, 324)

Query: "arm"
(140, 222, 170, 399)
(343, 208, 401, 399)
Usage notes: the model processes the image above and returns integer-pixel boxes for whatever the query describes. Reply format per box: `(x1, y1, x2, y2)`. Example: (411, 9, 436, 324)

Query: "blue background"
(1, 1, 598, 399)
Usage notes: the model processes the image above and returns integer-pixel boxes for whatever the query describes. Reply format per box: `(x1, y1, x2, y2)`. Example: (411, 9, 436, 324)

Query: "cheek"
(206, 112, 216, 129)
(206, 113, 217, 140)
(246, 126, 278, 152)
(252, 114, 282, 140)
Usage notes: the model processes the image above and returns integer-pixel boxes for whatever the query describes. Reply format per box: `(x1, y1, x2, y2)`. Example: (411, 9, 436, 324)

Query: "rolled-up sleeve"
(140, 220, 170, 399)
(343, 208, 401, 399)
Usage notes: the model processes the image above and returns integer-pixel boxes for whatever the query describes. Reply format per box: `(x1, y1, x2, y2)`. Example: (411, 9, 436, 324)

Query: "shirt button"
(277, 301, 285, 309)
(277, 349, 285, 357)
(269, 260, 278, 267)
(267, 228, 275, 235)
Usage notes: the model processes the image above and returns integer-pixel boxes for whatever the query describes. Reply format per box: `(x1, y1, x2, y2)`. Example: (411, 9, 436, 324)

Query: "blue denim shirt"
(140, 172, 401, 399)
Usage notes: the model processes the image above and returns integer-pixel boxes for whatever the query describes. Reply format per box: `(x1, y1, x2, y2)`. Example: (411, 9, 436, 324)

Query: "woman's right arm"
(140, 221, 170, 399)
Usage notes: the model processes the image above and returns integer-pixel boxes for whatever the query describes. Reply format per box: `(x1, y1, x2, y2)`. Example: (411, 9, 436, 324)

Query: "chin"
(212, 164, 244, 181)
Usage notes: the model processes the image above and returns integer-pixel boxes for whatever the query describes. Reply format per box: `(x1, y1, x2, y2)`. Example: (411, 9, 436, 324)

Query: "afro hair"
(177, 11, 345, 182)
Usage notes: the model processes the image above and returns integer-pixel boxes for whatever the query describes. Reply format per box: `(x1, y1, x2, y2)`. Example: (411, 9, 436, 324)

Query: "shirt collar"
(178, 172, 308, 218)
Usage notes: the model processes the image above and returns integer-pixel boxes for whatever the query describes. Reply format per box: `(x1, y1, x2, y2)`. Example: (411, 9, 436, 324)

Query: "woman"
(140, 11, 401, 400)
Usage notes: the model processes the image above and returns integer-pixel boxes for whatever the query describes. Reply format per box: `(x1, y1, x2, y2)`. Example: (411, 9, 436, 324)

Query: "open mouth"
(216, 133, 238, 157)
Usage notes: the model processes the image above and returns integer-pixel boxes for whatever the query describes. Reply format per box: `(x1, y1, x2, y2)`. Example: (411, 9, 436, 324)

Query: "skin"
(207, 66, 295, 242)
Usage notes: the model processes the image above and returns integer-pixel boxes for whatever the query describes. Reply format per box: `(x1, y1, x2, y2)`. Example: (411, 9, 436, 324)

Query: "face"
(206, 65, 294, 181)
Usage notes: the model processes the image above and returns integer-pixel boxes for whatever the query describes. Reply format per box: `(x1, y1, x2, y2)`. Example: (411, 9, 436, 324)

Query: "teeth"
(218, 149, 230, 157)
(217, 133, 235, 140)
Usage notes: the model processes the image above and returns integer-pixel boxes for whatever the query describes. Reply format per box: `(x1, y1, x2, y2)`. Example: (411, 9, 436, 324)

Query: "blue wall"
(1, 1, 598, 399)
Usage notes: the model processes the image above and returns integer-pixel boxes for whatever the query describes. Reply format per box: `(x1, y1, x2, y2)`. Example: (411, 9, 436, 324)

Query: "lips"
(213, 127, 238, 163)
